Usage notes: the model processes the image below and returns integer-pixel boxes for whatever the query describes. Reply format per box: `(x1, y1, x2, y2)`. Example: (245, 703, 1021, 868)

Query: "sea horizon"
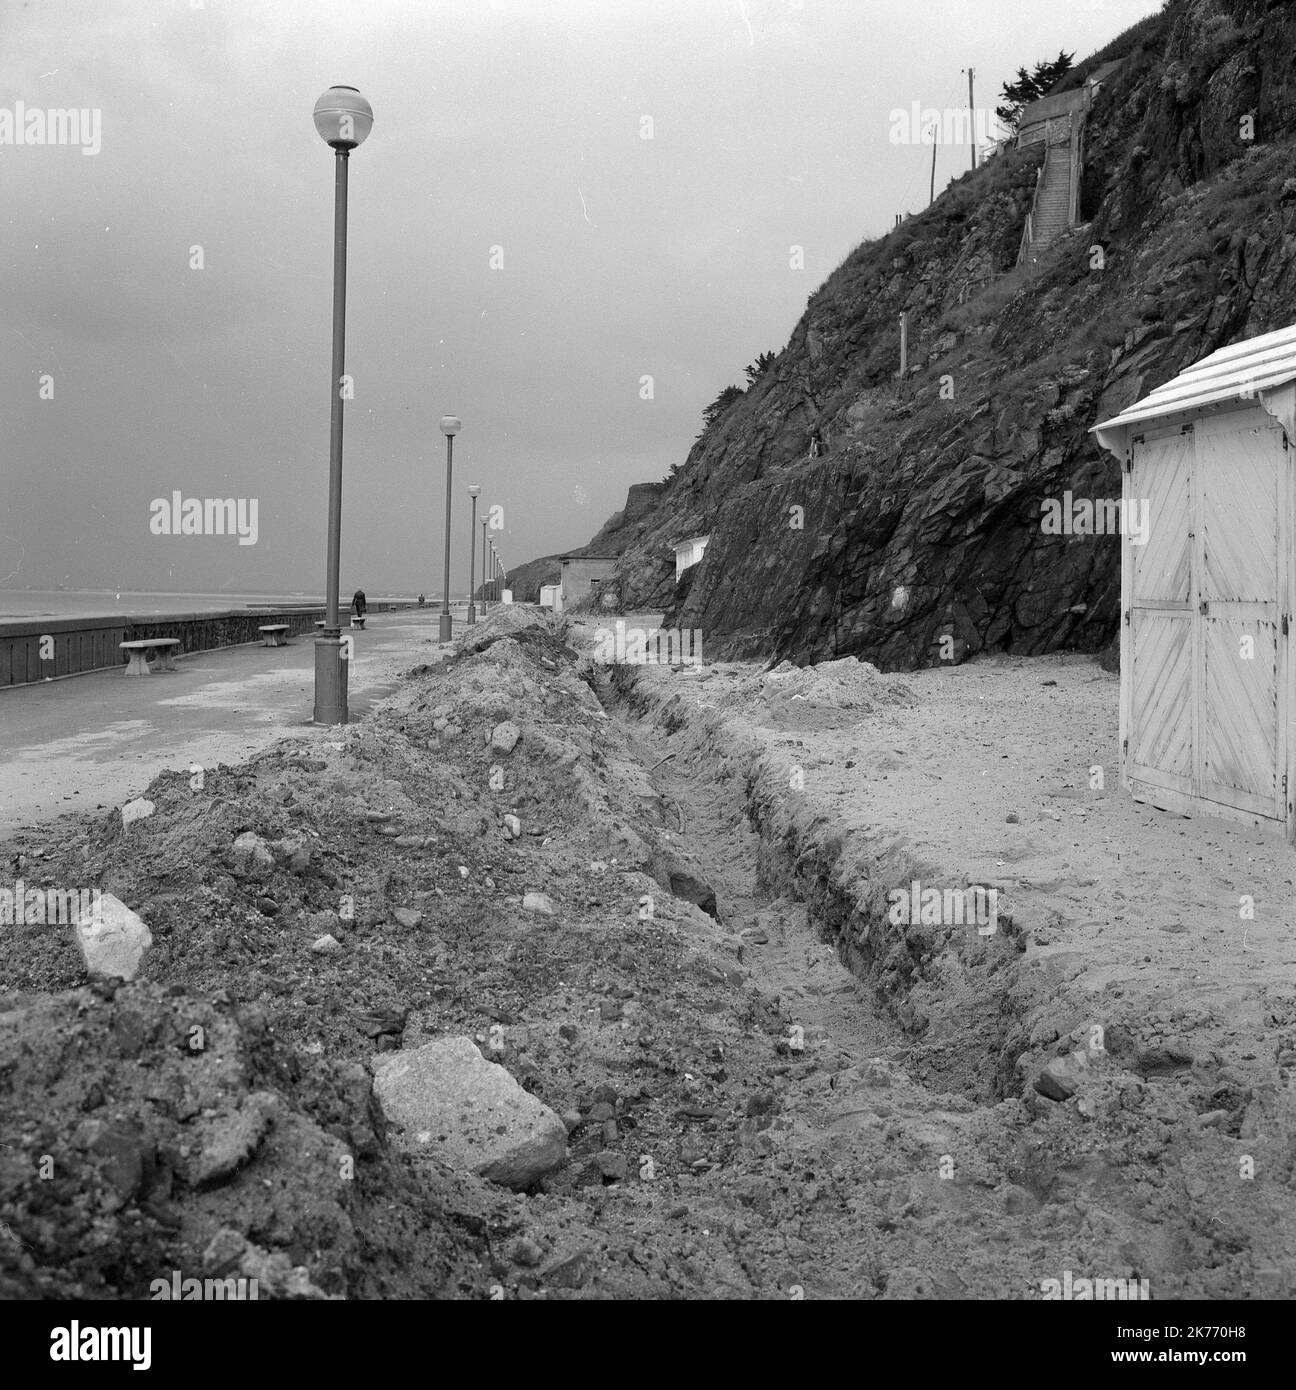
(0, 587, 423, 621)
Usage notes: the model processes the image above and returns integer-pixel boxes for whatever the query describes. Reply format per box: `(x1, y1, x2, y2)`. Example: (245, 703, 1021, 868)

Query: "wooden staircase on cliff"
(1017, 117, 1082, 267)
(1014, 61, 1124, 267)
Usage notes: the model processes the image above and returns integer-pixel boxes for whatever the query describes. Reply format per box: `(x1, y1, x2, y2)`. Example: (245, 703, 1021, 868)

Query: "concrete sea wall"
(0, 602, 413, 688)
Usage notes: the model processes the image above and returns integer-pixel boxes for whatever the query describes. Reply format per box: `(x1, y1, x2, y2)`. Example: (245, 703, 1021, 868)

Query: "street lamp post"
(311, 85, 373, 726)
(438, 416, 461, 643)
(466, 484, 481, 625)
(480, 517, 489, 613)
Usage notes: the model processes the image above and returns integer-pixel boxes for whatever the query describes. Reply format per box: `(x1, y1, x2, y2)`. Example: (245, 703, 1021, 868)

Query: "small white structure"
(674, 533, 711, 583)
(539, 584, 560, 610)
(1092, 324, 1296, 840)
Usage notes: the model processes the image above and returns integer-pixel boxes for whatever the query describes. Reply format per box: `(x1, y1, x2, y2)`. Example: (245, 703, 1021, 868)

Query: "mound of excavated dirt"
(760, 657, 915, 710)
(8, 619, 1295, 1301)
(717, 656, 918, 733)
(452, 604, 552, 657)
(0, 618, 845, 1298)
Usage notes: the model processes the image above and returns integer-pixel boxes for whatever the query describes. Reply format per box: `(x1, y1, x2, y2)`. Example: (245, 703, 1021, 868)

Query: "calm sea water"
(0, 589, 414, 620)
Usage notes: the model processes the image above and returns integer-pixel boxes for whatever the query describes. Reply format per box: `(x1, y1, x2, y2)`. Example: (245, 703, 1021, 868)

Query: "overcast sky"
(0, 0, 1159, 597)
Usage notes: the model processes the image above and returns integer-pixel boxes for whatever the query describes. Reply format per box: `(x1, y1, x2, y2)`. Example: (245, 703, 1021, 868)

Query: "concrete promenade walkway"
(0, 605, 480, 840)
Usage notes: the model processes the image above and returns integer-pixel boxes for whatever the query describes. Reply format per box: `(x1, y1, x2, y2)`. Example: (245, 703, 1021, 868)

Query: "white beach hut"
(673, 534, 711, 583)
(1092, 325, 1296, 839)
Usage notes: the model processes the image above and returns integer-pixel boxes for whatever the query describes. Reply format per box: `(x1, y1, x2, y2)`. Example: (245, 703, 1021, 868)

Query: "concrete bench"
(259, 624, 291, 648)
(120, 638, 181, 676)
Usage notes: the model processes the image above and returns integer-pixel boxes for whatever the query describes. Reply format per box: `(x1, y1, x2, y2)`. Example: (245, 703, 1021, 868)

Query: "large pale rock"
(1034, 1053, 1086, 1102)
(232, 832, 274, 880)
(72, 893, 152, 980)
(120, 798, 154, 827)
(491, 721, 521, 754)
(373, 1036, 567, 1190)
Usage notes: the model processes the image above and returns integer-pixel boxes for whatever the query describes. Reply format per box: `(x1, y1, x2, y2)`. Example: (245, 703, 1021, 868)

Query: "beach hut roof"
(1092, 324, 1296, 449)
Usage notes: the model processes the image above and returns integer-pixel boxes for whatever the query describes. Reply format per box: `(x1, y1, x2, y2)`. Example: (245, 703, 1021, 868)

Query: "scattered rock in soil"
(120, 798, 155, 827)
(1034, 1057, 1080, 1101)
(491, 721, 521, 754)
(187, 1091, 278, 1189)
(540, 1246, 596, 1290)
(231, 832, 274, 880)
(372, 1035, 568, 1190)
(509, 1235, 545, 1267)
(72, 893, 152, 981)
(594, 1151, 627, 1181)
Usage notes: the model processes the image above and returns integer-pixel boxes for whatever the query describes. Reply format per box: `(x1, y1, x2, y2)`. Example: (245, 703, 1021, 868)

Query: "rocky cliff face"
(530, 0, 1296, 668)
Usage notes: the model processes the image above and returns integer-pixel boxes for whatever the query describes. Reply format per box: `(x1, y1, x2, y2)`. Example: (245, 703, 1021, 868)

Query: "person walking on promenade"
(351, 589, 367, 620)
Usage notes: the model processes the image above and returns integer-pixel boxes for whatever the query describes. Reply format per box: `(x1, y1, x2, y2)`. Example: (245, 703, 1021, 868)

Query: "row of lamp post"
(482, 538, 503, 604)
(310, 84, 509, 725)
(440, 418, 508, 635)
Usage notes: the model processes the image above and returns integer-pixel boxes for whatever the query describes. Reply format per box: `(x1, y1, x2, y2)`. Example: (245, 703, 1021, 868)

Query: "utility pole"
(929, 123, 938, 205)
(967, 67, 977, 170)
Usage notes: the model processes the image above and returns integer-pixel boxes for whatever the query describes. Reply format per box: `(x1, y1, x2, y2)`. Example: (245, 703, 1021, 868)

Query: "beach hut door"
(1127, 430, 1195, 802)
(1193, 417, 1286, 820)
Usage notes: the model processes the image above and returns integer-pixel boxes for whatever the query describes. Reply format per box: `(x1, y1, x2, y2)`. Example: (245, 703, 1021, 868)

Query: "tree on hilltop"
(996, 51, 1075, 129)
